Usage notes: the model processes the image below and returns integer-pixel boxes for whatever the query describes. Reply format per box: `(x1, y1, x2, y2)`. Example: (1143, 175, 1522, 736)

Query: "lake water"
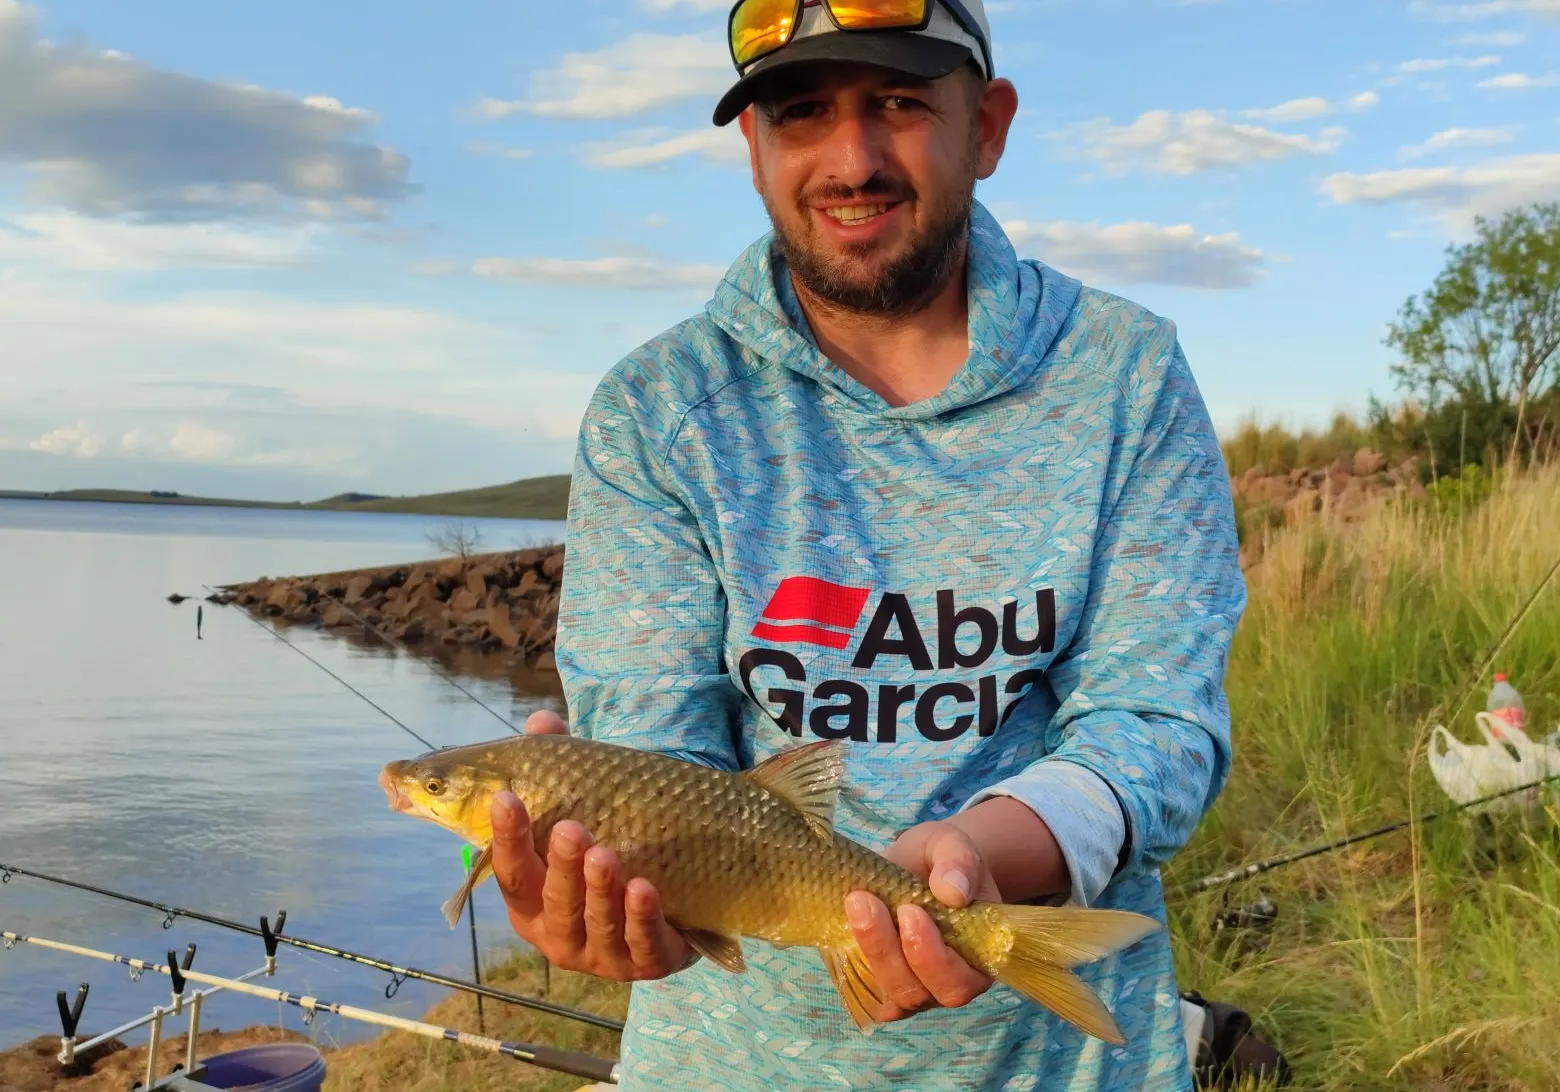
(0, 499, 575, 1057)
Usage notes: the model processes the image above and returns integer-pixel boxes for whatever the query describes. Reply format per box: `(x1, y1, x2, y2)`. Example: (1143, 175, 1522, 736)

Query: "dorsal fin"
(744, 739, 847, 838)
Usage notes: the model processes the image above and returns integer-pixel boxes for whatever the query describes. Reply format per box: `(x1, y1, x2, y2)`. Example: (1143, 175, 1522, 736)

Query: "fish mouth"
(379, 767, 414, 814)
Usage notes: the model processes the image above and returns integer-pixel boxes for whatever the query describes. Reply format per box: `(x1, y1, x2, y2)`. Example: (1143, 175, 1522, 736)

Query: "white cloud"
(1350, 91, 1382, 109)
(0, 212, 318, 270)
(472, 254, 726, 291)
(1477, 71, 1560, 87)
(1242, 97, 1331, 123)
(28, 421, 103, 458)
(1064, 109, 1345, 176)
(583, 126, 748, 169)
(1451, 30, 1528, 43)
(0, 0, 410, 223)
(1322, 153, 1560, 233)
(1410, 0, 1560, 20)
(477, 34, 730, 120)
(1002, 219, 1269, 290)
(1400, 127, 1515, 158)
(1399, 54, 1502, 71)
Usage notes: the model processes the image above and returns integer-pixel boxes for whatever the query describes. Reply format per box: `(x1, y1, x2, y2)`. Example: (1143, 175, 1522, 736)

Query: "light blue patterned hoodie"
(556, 201, 1245, 1091)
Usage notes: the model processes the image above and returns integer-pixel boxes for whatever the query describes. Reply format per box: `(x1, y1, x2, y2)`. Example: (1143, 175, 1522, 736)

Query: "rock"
(345, 574, 372, 603)
(1352, 448, 1387, 477)
(542, 551, 564, 581)
(436, 557, 465, 580)
(450, 587, 481, 615)
(487, 605, 521, 650)
(484, 585, 500, 609)
(516, 568, 543, 596)
(321, 603, 350, 627)
(1285, 489, 1322, 521)
(535, 650, 557, 673)
(395, 621, 426, 642)
(465, 567, 488, 599)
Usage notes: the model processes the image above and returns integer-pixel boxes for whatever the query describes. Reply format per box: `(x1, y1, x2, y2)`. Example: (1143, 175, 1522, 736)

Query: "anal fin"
(819, 943, 885, 1034)
(678, 927, 747, 974)
(440, 843, 493, 928)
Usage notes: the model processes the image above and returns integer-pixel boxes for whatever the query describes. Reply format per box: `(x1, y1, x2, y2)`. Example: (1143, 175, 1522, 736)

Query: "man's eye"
(776, 101, 822, 121)
(882, 96, 925, 111)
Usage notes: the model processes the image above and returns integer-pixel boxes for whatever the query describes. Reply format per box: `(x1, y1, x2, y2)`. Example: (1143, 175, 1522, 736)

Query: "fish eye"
(425, 778, 445, 795)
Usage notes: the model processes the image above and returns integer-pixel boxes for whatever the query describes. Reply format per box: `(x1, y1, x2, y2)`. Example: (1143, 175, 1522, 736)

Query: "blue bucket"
(195, 1044, 327, 1092)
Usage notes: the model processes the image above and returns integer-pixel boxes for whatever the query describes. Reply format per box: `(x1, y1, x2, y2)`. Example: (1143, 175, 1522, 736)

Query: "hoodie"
(555, 200, 1245, 1091)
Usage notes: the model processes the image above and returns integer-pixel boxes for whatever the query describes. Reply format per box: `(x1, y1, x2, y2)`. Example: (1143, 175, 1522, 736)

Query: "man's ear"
(738, 108, 763, 195)
(973, 77, 1018, 181)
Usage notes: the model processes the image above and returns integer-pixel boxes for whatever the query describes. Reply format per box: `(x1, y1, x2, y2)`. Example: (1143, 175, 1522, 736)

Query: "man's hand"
(488, 709, 696, 981)
(845, 798, 1069, 1023)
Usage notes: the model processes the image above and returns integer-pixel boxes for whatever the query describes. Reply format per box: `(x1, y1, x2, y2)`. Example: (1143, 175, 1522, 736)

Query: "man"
(491, 1, 1248, 1087)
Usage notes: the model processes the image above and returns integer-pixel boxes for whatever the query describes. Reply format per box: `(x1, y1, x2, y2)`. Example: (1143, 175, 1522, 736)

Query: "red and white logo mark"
(750, 576, 870, 650)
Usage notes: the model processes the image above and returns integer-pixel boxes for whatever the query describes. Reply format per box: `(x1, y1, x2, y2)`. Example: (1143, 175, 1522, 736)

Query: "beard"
(761, 143, 980, 319)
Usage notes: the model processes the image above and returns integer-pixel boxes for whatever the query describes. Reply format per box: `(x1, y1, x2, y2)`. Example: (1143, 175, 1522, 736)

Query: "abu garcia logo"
(738, 576, 1057, 745)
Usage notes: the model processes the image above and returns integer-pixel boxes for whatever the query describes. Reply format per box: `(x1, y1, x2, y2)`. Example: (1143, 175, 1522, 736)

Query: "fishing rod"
(1173, 540, 1560, 902)
(0, 861, 625, 1034)
(1, 928, 621, 1086)
(1169, 767, 1560, 899)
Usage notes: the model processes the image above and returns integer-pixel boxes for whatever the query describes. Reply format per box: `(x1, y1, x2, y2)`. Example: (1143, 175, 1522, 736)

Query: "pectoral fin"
(678, 927, 747, 974)
(440, 843, 493, 928)
(819, 943, 885, 1035)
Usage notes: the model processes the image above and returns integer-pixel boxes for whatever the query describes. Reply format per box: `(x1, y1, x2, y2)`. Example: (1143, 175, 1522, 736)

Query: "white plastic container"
(1487, 673, 1527, 732)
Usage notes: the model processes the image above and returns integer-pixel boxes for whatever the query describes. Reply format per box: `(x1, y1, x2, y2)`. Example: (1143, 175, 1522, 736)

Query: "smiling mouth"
(822, 202, 897, 224)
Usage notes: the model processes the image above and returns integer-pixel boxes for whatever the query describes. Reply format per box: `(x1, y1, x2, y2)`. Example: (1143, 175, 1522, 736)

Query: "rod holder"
(57, 982, 88, 1038)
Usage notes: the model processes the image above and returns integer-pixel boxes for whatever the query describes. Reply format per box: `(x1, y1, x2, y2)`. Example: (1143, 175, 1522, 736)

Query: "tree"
(1385, 202, 1560, 462)
(426, 518, 485, 565)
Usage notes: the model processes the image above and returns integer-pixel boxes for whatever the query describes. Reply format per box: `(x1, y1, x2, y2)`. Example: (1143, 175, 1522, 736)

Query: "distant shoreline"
(0, 475, 570, 521)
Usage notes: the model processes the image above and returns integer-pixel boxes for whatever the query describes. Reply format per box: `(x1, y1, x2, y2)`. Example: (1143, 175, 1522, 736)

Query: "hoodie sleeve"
(553, 367, 742, 774)
(962, 331, 1244, 903)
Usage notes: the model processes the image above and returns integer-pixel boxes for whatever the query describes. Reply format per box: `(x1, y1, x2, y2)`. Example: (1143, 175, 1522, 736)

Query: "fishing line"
(207, 584, 438, 751)
(319, 594, 522, 735)
(0, 861, 625, 1033)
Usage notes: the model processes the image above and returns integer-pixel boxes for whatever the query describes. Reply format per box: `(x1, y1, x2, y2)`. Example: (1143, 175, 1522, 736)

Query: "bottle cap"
(1495, 673, 1507, 682)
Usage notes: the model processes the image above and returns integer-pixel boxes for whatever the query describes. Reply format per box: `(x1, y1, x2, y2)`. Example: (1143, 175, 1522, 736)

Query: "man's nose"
(817, 109, 889, 189)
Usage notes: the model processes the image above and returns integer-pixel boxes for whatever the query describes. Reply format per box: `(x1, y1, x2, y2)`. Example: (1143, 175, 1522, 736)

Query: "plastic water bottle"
(1487, 673, 1527, 732)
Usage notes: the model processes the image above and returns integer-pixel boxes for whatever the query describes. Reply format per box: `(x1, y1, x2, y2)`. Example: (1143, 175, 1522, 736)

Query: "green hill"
(0, 475, 572, 521)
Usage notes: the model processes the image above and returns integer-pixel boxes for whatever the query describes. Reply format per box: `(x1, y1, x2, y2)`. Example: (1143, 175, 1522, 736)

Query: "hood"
(704, 200, 1082, 421)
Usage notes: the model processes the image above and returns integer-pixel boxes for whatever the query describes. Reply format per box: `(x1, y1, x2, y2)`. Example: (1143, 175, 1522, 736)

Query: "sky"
(1, 0, 1557, 501)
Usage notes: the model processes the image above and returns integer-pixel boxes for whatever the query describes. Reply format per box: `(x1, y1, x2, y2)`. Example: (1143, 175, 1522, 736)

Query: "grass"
(321, 951, 628, 1092)
(1165, 460, 1560, 1089)
(1221, 411, 1379, 478)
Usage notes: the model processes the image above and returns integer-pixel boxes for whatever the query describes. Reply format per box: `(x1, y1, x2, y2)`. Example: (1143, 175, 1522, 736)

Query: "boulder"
(542, 551, 564, 581)
(516, 568, 543, 596)
(535, 651, 558, 673)
(465, 567, 488, 599)
(1352, 448, 1387, 477)
(487, 606, 521, 650)
(344, 574, 373, 603)
(450, 587, 481, 615)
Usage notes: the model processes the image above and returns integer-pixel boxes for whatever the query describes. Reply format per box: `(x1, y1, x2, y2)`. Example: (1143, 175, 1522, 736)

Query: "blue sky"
(1, 0, 1557, 501)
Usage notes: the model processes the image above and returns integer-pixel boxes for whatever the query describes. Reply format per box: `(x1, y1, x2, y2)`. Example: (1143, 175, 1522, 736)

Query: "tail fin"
(988, 905, 1160, 1045)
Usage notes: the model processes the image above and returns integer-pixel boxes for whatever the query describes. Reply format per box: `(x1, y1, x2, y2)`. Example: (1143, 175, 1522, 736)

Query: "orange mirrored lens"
(732, 0, 800, 67)
(825, 0, 928, 30)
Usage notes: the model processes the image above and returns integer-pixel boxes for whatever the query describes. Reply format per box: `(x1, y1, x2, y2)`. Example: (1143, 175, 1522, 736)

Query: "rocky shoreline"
(216, 451, 1419, 665)
(221, 545, 564, 673)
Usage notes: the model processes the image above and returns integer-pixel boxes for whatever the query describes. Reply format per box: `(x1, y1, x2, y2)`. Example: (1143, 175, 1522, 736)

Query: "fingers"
(541, 821, 592, 954)
(524, 709, 569, 735)
(581, 846, 632, 969)
(846, 891, 932, 1018)
(896, 905, 991, 1009)
(923, 832, 986, 909)
(489, 791, 546, 924)
(623, 878, 693, 977)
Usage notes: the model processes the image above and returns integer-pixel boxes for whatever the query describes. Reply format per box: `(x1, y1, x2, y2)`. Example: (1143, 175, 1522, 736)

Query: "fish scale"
(380, 733, 1160, 1044)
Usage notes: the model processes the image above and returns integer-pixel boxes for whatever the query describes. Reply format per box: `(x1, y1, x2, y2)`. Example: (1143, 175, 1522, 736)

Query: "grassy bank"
(1167, 462, 1560, 1088)
(0, 476, 571, 521)
(322, 952, 627, 1092)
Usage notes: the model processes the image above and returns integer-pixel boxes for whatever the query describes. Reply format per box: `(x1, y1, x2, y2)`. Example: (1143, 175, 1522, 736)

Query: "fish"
(378, 733, 1160, 1044)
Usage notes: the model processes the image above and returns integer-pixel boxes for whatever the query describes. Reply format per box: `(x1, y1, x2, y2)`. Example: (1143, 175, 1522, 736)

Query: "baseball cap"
(712, 0, 994, 127)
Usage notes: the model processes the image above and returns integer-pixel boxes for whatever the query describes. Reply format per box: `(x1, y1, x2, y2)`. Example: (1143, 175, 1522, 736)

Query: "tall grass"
(1168, 461, 1560, 1089)
(1221, 412, 1378, 478)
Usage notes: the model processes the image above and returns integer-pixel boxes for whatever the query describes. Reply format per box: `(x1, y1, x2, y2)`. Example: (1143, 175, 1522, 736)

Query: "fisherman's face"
(739, 62, 1017, 317)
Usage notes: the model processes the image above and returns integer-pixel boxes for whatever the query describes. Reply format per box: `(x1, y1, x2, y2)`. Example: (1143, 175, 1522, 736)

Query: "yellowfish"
(379, 733, 1158, 1043)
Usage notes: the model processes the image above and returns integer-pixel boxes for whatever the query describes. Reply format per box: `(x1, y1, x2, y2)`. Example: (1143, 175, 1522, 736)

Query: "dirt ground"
(0, 1024, 311, 1092)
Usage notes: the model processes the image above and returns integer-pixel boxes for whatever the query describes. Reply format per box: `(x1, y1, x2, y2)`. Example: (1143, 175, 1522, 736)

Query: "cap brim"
(712, 33, 973, 127)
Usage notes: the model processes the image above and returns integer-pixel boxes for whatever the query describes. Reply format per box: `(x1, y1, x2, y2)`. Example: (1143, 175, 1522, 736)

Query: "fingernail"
(845, 893, 872, 930)
(943, 870, 971, 902)
(897, 905, 918, 937)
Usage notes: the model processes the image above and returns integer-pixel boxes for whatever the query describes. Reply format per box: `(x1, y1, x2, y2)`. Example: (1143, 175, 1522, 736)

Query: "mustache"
(801, 175, 916, 206)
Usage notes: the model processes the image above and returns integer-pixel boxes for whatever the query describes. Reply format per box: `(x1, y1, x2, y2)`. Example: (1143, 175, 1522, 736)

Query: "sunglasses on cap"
(727, 0, 993, 80)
